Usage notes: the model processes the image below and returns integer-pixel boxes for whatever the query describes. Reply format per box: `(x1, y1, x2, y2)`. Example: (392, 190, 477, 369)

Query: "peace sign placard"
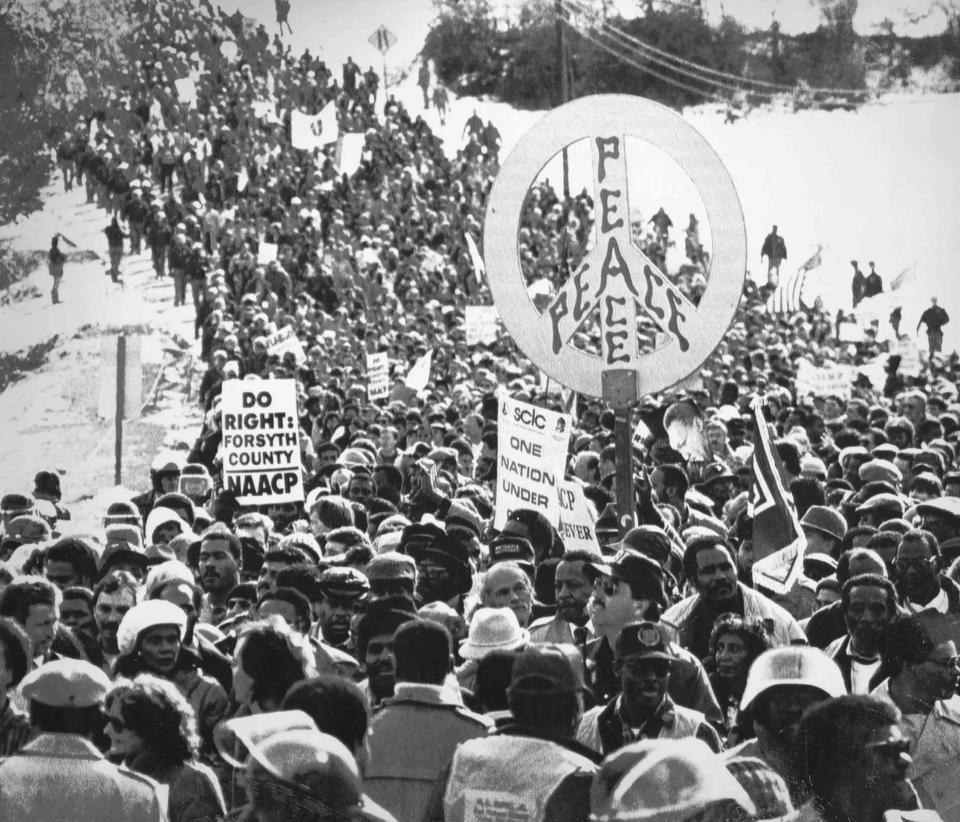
(484, 95, 746, 400)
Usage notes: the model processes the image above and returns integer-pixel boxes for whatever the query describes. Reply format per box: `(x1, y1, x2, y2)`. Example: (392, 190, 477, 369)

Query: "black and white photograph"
(0, 0, 959, 819)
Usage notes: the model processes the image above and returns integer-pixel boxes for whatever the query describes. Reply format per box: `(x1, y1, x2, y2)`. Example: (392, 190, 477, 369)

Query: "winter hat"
(459, 607, 529, 660)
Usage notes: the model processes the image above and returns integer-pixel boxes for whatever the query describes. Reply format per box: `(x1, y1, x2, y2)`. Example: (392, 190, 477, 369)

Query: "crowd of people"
(10, 0, 960, 819)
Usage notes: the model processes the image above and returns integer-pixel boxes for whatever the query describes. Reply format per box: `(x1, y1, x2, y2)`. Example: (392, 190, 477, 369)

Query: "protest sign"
(557, 481, 601, 555)
(174, 77, 197, 107)
(837, 321, 864, 342)
(337, 132, 365, 176)
(221, 379, 304, 505)
(257, 241, 278, 265)
(494, 395, 572, 529)
(896, 335, 923, 376)
(405, 351, 433, 393)
(367, 352, 389, 400)
(465, 305, 499, 345)
(264, 325, 306, 362)
(795, 358, 854, 399)
(251, 100, 275, 120)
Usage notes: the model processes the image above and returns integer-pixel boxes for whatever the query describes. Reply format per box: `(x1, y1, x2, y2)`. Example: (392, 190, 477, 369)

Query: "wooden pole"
(114, 334, 126, 485)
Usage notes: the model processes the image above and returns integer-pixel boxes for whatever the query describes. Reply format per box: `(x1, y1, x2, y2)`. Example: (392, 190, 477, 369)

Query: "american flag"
(765, 244, 822, 314)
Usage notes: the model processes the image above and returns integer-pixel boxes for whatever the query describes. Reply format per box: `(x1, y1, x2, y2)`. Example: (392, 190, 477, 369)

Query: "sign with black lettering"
(495, 395, 571, 529)
(221, 379, 304, 505)
(557, 481, 601, 555)
(484, 95, 746, 398)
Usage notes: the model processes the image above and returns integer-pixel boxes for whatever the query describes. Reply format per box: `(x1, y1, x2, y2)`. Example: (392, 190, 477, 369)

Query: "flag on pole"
(749, 395, 807, 595)
(765, 245, 821, 314)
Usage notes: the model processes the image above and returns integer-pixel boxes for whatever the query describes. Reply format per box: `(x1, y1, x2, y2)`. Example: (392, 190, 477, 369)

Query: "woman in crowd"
(114, 600, 229, 750)
(103, 674, 226, 822)
(705, 614, 772, 741)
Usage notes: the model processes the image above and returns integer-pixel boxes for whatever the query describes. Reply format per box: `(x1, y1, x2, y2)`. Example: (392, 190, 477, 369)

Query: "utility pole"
(556, 0, 570, 198)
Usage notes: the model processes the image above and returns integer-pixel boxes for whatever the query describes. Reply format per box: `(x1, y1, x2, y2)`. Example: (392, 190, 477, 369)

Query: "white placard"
(337, 132, 365, 176)
(795, 358, 854, 400)
(257, 241, 278, 265)
(465, 305, 499, 345)
(837, 321, 864, 342)
(557, 481, 601, 555)
(174, 77, 197, 107)
(405, 351, 433, 393)
(367, 352, 390, 400)
(221, 379, 304, 505)
(495, 395, 572, 529)
(264, 325, 306, 362)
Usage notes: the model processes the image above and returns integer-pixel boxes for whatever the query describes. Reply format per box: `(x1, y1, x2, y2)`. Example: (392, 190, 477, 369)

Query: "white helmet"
(740, 646, 846, 711)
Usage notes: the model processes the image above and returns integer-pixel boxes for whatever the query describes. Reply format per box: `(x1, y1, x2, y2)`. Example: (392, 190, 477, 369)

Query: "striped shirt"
(0, 700, 33, 757)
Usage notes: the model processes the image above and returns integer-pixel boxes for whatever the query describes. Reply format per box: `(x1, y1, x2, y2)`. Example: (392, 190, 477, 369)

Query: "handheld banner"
(795, 358, 854, 400)
(367, 352, 390, 400)
(265, 326, 306, 362)
(557, 481, 601, 555)
(221, 379, 304, 505)
(465, 305, 499, 345)
(257, 241, 278, 266)
(495, 395, 572, 530)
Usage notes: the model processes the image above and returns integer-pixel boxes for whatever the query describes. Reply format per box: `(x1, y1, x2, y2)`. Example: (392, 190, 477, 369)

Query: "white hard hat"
(740, 646, 846, 711)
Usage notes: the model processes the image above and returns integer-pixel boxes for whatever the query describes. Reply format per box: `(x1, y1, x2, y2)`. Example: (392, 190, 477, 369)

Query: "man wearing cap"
(663, 532, 805, 660)
(582, 548, 722, 723)
(313, 566, 370, 653)
(894, 528, 960, 615)
(362, 620, 490, 821)
(873, 612, 960, 819)
(0, 658, 165, 820)
(696, 462, 738, 518)
(366, 552, 417, 604)
(403, 523, 473, 615)
(529, 549, 597, 645)
(727, 646, 846, 805)
(577, 621, 722, 755)
(914, 497, 960, 550)
(33, 471, 70, 522)
(800, 505, 848, 559)
(434, 644, 599, 822)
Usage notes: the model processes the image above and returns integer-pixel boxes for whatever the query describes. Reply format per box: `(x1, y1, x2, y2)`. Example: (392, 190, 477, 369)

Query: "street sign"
(368, 24, 397, 55)
(484, 95, 747, 401)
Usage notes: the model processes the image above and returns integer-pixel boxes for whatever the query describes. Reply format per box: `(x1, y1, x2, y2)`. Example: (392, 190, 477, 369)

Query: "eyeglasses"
(418, 564, 451, 580)
(865, 738, 910, 758)
(925, 656, 960, 670)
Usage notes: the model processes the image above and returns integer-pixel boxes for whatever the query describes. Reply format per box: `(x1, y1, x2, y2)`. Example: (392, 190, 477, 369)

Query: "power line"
(560, 0, 870, 98)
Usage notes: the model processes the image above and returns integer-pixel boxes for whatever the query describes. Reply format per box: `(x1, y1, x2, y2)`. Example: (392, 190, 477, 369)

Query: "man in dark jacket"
(760, 225, 787, 286)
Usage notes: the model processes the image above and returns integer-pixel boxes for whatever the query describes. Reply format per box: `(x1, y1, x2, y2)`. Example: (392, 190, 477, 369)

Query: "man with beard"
(875, 613, 960, 819)
(795, 695, 919, 822)
(581, 548, 721, 724)
(529, 550, 596, 645)
(89, 571, 138, 672)
(356, 597, 417, 707)
(577, 621, 721, 755)
(402, 523, 472, 615)
(195, 528, 242, 625)
(895, 528, 960, 614)
(315, 567, 369, 653)
(826, 574, 899, 693)
(663, 531, 805, 660)
(727, 646, 846, 806)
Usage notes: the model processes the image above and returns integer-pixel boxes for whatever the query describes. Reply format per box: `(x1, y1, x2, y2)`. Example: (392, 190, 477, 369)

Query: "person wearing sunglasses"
(895, 529, 960, 616)
(103, 675, 226, 822)
(795, 695, 919, 822)
(874, 612, 960, 819)
(577, 621, 722, 756)
(580, 548, 722, 725)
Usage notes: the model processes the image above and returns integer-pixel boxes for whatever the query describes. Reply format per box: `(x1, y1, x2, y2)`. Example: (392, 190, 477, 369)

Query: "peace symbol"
(484, 94, 747, 399)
